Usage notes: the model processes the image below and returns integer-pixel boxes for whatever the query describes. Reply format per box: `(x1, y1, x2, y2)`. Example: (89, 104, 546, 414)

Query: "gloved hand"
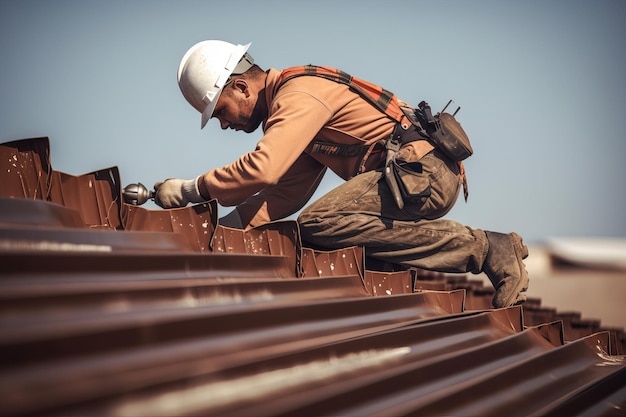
(153, 177, 205, 208)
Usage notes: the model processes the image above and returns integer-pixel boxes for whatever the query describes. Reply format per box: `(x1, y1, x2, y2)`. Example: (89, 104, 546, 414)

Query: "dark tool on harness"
(122, 182, 154, 206)
(441, 99, 461, 117)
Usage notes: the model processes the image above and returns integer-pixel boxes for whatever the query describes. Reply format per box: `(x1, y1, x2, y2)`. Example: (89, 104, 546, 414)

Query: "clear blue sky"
(1, 0, 625, 243)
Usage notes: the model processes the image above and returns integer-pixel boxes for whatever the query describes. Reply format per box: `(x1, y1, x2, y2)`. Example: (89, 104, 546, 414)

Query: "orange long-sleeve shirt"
(199, 68, 424, 228)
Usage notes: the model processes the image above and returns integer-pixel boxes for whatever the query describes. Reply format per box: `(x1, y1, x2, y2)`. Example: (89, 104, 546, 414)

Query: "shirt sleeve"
(200, 89, 333, 207)
(235, 153, 327, 229)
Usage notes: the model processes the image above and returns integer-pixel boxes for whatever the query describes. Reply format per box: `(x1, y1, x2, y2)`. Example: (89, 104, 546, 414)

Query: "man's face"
(211, 80, 263, 133)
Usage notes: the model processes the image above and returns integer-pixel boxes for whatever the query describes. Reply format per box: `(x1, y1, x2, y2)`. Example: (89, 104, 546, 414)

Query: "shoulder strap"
(275, 65, 404, 123)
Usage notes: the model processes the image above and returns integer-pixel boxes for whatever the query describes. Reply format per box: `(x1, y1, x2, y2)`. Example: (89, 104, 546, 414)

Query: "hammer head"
(122, 182, 154, 205)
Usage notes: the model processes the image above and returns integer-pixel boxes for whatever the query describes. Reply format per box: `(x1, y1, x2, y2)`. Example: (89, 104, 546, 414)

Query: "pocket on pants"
(393, 160, 431, 205)
(388, 152, 460, 220)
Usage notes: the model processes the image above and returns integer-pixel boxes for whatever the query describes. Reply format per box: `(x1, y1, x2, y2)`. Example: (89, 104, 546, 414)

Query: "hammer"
(122, 183, 154, 206)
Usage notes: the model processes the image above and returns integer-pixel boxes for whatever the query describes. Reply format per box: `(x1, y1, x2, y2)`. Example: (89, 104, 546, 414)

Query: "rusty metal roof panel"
(280, 328, 623, 417)
(44, 307, 521, 417)
(49, 167, 124, 229)
(122, 202, 218, 252)
(0, 198, 198, 253)
(0, 291, 465, 416)
(0, 196, 86, 229)
(301, 246, 364, 278)
(0, 137, 51, 200)
(1, 137, 125, 229)
(1, 136, 625, 416)
(0, 289, 465, 350)
(1, 254, 368, 327)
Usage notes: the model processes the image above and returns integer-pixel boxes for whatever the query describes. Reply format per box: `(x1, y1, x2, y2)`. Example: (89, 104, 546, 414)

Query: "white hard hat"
(177, 40, 253, 129)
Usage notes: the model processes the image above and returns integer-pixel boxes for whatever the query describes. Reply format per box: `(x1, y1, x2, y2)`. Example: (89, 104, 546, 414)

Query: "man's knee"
(297, 204, 317, 227)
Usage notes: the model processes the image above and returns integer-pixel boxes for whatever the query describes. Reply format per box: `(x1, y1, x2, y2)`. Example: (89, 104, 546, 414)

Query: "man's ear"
(232, 79, 250, 97)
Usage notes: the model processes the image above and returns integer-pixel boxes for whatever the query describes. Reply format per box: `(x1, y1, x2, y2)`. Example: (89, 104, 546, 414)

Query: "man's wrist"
(196, 175, 212, 201)
(181, 176, 205, 203)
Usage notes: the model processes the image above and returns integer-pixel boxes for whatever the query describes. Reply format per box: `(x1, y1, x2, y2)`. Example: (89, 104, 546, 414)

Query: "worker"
(154, 40, 529, 308)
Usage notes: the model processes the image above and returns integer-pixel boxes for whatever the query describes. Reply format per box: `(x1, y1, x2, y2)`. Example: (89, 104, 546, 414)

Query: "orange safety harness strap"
(275, 65, 405, 123)
(274, 65, 468, 200)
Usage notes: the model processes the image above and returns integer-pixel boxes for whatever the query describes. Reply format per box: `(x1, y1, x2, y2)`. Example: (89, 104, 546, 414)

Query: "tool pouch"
(404, 101, 473, 162)
(391, 159, 431, 205)
(384, 120, 433, 210)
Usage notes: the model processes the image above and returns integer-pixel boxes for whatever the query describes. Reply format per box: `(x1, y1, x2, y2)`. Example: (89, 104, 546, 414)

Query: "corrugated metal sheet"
(1, 137, 625, 416)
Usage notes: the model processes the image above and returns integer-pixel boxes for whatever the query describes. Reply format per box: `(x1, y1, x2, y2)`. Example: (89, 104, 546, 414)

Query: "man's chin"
(243, 123, 262, 134)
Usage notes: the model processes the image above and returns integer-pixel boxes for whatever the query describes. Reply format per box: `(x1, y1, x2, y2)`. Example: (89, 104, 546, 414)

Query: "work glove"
(153, 177, 205, 208)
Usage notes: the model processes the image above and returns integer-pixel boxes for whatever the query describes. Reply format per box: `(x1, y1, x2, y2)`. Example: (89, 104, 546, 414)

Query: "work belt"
(309, 138, 386, 175)
(309, 122, 468, 208)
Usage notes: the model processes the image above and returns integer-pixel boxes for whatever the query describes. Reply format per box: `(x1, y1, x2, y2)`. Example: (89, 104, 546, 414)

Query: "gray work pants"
(298, 151, 489, 273)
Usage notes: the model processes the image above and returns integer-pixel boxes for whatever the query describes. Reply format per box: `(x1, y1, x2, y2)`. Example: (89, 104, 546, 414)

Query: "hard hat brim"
(200, 87, 223, 129)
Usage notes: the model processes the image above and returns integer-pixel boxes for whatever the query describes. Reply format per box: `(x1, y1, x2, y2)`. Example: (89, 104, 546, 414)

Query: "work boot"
(483, 231, 530, 308)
